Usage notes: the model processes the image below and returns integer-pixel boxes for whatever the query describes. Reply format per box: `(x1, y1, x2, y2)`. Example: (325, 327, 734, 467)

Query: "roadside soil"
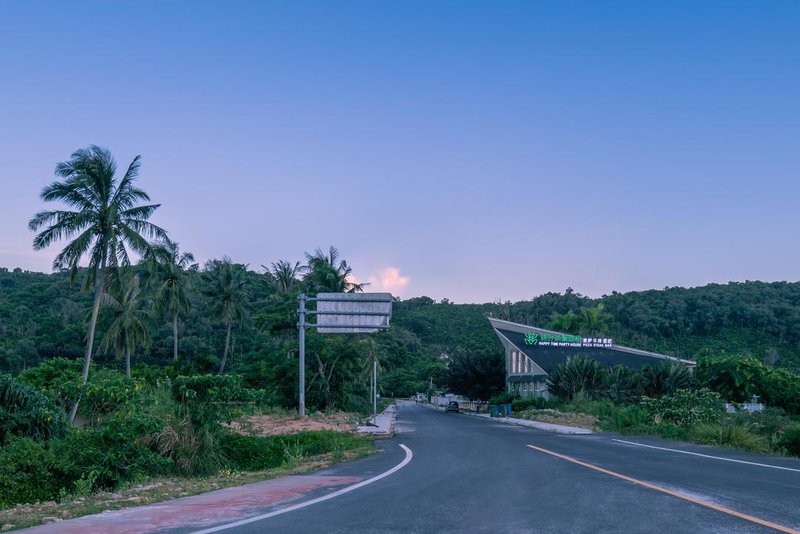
(226, 411, 360, 436)
(515, 408, 599, 430)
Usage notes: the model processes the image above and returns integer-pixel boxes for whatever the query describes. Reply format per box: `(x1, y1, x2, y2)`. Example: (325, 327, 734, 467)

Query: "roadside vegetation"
(494, 355, 800, 457)
(3, 145, 800, 524)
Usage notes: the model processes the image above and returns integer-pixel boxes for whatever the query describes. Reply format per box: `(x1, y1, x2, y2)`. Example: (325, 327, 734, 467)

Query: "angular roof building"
(488, 317, 695, 398)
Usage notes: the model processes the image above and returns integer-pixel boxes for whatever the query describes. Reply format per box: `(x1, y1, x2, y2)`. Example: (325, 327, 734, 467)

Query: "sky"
(1, 1, 798, 303)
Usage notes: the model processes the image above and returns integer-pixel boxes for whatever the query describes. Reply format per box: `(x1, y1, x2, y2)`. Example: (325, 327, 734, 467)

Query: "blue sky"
(1, 1, 798, 303)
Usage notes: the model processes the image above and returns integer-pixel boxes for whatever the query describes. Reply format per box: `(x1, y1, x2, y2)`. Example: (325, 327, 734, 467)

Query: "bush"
(595, 403, 651, 433)
(640, 388, 723, 427)
(0, 374, 68, 443)
(0, 437, 63, 508)
(139, 386, 224, 476)
(219, 433, 285, 471)
(219, 431, 370, 472)
(779, 425, 800, 457)
(548, 356, 604, 401)
(80, 370, 143, 423)
(488, 392, 517, 405)
(18, 357, 82, 408)
(19, 360, 142, 423)
(641, 361, 695, 397)
(697, 355, 800, 414)
(55, 410, 171, 491)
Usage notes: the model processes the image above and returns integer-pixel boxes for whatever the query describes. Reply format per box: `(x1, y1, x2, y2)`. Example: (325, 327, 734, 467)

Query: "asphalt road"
(186, 401, 800, 534)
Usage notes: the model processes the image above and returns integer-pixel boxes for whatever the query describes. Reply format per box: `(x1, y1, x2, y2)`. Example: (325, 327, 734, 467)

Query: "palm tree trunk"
(69, 265, 105, 422)
(173, 313, 179, 363)
(125, 330, 131, 379)
(219, 319, 231, 374)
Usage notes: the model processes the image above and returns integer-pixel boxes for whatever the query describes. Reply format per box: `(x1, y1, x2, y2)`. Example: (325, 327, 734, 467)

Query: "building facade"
(488, 317, 695, 398)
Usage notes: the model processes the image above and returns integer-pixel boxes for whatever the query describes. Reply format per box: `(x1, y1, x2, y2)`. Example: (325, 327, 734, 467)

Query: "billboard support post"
(297, 293, 392, 417)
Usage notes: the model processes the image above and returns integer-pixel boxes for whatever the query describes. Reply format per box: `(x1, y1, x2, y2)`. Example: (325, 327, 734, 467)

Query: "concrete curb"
(425, 402, 593, 435)
(356, 403, 396, 437)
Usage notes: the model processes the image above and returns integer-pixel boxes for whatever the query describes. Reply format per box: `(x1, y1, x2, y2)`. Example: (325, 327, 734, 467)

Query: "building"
(488, 317, 695, 398)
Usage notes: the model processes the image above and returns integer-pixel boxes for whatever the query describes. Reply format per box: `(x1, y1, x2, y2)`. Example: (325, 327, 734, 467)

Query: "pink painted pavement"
(21, 475, 363, 534)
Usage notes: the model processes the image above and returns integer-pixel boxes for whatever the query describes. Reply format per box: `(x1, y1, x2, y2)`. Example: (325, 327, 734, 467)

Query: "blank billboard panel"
(316, 292, 393, 333)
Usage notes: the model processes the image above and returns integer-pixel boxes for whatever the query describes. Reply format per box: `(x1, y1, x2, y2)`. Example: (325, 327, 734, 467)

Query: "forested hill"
(483, 282, 800, 373)
(1, 266, 798, 405)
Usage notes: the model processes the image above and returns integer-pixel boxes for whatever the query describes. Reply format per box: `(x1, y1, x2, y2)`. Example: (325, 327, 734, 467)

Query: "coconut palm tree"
(202, 258, 249, 373)
(146, 238, 196, 363)
(101, 274, 150, 378)
(29, 145, 166, 421)
(264, 260, 302, 295)
(302, 246, 367, 293)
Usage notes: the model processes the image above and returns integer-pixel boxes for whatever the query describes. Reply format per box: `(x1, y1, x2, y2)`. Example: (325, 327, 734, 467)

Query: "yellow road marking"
(526, 444, 799, 534)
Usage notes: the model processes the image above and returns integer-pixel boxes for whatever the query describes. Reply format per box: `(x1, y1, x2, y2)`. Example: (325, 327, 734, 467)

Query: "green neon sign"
(524, 332, 612, 347)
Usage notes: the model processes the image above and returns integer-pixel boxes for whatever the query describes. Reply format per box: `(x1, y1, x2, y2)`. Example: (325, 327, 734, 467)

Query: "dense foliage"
(3, 145, 800, 510)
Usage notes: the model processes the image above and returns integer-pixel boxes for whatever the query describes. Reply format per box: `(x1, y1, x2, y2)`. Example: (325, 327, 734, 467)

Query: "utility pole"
(373, 357, 378, 416)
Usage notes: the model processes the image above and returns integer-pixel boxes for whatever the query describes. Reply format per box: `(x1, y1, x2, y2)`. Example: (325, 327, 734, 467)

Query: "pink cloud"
(368, 267, 410, 296)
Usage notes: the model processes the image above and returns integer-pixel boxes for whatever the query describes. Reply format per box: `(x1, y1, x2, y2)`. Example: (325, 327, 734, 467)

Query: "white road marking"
(612, 439, 800, 473)
(190, 444, 414, 533)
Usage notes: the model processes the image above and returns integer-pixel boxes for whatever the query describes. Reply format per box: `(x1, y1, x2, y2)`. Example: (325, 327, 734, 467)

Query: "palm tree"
(29, 145, 166, 421)
(547, 356, 604, 402)
(101, 274, 150, 378)
(302, 246, 367, 293)
(579, 304, 611, 336)
(146, 238, 196, 363)
(202, 258, 249, 373)
(264, 260, 301, 295)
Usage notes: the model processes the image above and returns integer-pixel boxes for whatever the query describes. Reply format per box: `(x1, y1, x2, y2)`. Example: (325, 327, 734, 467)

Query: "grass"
(0, 438, 376, 531)
(510, 397, 800, 458)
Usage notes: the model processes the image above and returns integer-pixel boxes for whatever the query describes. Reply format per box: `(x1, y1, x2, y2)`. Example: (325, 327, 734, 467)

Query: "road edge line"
(190, 444, 413, 534)
(526, 444, 799, 534)
(612, 439, 800, 473)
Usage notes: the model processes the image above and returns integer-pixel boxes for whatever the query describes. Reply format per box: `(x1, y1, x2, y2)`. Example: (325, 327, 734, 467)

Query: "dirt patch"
(516, 409, 599, 430)
(226, 411, 360, 436)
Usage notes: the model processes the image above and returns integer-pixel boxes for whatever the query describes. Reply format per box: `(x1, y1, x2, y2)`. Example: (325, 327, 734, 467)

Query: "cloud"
(368, 267, 410, 296)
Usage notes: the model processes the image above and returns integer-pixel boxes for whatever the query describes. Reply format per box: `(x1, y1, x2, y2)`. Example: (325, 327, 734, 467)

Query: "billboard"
(315, 292, 393, 333)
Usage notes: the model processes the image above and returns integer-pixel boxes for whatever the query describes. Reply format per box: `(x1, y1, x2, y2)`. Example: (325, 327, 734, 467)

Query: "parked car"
(445, 401, 460, 413)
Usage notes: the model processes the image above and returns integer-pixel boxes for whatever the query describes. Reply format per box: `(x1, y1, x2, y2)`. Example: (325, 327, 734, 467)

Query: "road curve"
(203, 400, 800, 534)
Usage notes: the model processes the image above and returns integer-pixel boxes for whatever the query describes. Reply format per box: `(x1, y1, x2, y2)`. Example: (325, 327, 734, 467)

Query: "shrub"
(641, 361, 695, 397)
(55, 410, 171, 490)
(80, 370, 143, 424)
(603, 365, 642, 402)
(0, 374, 68, 443)
(0, 437, 63, 508)
(595, 403, 651, 433)
(219, 433, 285, 471)
(640, 388, 723, 427)
(548, 356, 604, 401)
(19, 360, 142, 423)
(511, 398, 535, 411)
(487, 392, 516, 405)
(219, 431, 370, 472)
(139, 387, 224, 476)
(18, 357, 82, 408)
(697, 355, 800, 414)
(779, 425, 800, 457)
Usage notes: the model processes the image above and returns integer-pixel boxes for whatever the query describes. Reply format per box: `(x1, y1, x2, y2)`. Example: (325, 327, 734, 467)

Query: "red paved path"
(21, 475, 363, 534)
